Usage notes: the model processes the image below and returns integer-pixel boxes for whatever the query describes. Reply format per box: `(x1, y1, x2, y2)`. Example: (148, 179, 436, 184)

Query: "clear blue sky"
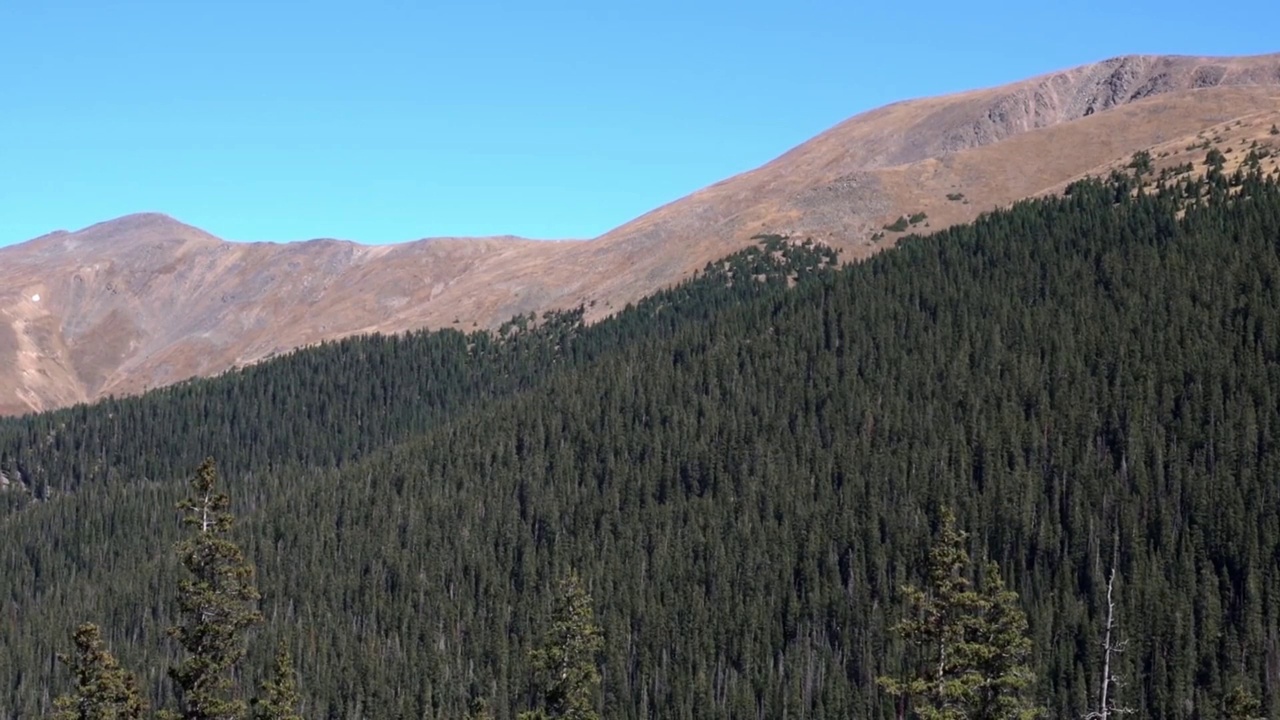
(2, 0, 1276, 247)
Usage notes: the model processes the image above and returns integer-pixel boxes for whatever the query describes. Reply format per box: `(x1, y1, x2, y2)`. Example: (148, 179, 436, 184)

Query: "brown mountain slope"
(4, 52, 1280, 416)
(0, 217, 562, 414)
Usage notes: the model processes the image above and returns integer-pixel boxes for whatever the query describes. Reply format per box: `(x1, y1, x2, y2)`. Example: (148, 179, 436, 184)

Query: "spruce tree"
(879, 508, 1040, 720)
(968, 562, 1039, 720)
(251, 643, 301, 720)
(50, 623, 147, 720)
(165, 458, 263, 720)
(519, 572, 603, 720)
(1222, 685, 1264, 720)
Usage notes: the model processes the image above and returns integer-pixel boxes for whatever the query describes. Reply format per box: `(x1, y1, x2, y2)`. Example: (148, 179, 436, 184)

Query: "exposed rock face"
(899, 54, 1280, 162)
(570, 53, 1280, 289)
(5, 52, 1280, 415)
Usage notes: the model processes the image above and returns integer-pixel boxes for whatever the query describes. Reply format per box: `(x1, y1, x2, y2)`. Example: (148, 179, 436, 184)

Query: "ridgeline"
(4, 166, 1280, 718)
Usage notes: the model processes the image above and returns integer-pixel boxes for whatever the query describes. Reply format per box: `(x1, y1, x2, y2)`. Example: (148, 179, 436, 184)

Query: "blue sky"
(2, 0, 1276, 247)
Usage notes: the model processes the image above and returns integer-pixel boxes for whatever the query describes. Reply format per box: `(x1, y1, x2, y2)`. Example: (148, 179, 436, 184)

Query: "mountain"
(7, 167, 1280, 717)
(0, 214, 553, 414)
(5, 52, 1280, 415)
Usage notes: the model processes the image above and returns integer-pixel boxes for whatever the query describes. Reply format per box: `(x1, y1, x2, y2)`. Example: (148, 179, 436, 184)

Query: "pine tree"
(49, 623, 148, 720)
(165, 458, 264, 720)
(1222, 685, 1263, 720)
(251, 642, 301, 720)
(462, 697, 495, 720)
(519, 572, 603, 720)
(879, 508, 1040, 720)
(968, 562, 1039, 720)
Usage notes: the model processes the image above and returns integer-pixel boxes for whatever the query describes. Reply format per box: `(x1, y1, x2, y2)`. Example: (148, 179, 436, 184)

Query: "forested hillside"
(4, 166, 1280, 718)
(0, 237, 836, 510)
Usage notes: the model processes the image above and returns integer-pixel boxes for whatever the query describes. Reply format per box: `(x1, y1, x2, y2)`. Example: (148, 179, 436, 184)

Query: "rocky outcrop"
(910, 54, 1280, 165)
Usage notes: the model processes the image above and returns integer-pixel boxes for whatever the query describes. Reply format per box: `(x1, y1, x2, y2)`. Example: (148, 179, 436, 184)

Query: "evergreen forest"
(4, 166, 1280, 718)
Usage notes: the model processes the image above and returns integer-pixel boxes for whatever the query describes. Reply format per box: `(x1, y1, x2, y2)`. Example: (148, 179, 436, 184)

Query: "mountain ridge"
(4, 51, 1280, 415)
(7, 166, 1280, 717)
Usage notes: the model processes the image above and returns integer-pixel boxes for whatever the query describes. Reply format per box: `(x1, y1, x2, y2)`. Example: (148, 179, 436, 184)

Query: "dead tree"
(1085, 567, 1132, 720)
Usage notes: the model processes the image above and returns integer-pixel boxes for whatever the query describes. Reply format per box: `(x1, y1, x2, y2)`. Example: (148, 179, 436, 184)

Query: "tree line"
(5, 166, 1280, 716)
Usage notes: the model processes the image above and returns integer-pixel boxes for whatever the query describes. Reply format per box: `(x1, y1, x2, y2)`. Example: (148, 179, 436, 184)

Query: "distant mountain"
(8, 165, 1280, 718)
(4, 52, 1280, 415)
(0, 214, 555, 414)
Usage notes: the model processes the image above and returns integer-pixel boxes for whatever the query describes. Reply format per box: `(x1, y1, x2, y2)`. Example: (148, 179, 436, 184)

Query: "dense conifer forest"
(4, 166, 1280, 718)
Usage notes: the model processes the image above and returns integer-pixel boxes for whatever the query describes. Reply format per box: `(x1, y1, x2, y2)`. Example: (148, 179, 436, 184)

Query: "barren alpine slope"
(4, 52, 1280, 415)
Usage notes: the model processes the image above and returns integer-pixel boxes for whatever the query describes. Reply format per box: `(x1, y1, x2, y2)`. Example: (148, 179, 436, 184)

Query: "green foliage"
(251, 643, 302, 720)
(1270, 123, 1278, 135)
(167, 459, 263, 720)
(946, 192, 965, 202)
(879, 509, 1040, 720)
(1127, 150, 1153, 176)
(909, 211, 928, 225)
(50, 623, 148, 720)
(463, 697, 496, 720)
(1158, 161, 1195, 181)
(1223, 685, 1264, 720)
(1206, 147, 1227, 174)
(520, 573, 603, 720)
(884, 216, 910, 232)
(0, 238, 835, 512)
(1244, 147, 1272, 169)
(7, 171, 1280, 717)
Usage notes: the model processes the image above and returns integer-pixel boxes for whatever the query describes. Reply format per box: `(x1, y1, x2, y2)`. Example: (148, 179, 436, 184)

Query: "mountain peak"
(5, 52, 1280, 416)
(74, 212, 217, 243)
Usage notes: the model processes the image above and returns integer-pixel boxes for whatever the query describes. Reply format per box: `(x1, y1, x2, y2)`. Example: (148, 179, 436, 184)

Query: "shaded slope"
(0, 237, 834, 504)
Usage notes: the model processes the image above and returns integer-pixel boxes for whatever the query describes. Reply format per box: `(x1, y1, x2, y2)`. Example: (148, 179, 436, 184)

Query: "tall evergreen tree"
(49, 623, 147, 720)
(251, 642, 301, 720)
(165, 458, 263, 720)
(969, 562, 1040, 720)
(519, 572, 604, 720)
(879, 508, 1040, 720)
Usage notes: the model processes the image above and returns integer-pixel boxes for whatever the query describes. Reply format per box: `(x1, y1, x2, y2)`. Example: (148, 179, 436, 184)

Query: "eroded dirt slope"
(4, 52, 1279, 415)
